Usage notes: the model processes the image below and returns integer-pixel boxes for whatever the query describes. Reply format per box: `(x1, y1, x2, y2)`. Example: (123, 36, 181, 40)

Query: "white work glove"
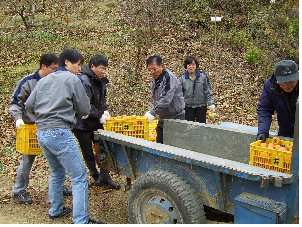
(103, 110, 110, 119)
(16, 119, 25, 129)
(100, 114, 109, 125)
(82, 115, 89, 119)
(144, 111, 155, 123)
(208, 105, 215, 112)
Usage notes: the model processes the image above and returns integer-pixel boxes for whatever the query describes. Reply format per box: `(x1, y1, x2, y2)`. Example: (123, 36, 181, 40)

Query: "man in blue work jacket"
(257, 60, 299, 142)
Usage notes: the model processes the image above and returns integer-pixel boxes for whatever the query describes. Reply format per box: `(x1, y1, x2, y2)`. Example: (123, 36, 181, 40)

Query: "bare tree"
(4, 0, 78, 37)
(6, 0, 38, 37)
(121, 0, 178, 79)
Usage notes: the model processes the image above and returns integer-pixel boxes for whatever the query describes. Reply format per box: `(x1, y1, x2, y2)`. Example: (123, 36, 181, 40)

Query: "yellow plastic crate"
(249, 138, 293, 174)
(16, 124, 43, 155)
(105, 116, 149, 140)
(149, 120, 158, 142)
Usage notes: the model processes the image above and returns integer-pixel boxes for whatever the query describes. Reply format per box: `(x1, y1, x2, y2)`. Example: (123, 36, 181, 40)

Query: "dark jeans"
(72, 129, 110, 182)
(156, 113, 185, 144)
(185, 106, 207, 123)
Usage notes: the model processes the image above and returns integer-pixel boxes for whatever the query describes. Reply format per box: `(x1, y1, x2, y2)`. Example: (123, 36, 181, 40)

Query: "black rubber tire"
(127, 169, 206, 224)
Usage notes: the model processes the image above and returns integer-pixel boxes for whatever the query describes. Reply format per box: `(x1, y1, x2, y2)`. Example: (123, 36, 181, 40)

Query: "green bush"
(245, 47, 261, 65)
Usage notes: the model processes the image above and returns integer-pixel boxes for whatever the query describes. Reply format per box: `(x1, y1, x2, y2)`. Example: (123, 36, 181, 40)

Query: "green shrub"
(245, 47, 261, 65)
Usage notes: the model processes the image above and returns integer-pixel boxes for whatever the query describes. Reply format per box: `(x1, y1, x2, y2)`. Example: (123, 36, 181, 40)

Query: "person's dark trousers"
(156, 113, 185, 144)
(72, 129, 110, 181)
(185, 106, 207, 123)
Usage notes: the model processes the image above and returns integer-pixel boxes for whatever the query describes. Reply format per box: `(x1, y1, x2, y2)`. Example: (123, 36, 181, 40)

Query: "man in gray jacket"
(9, 53, 72, 205)
(25, 49, 103, 224)
(144, 55, 185, 143)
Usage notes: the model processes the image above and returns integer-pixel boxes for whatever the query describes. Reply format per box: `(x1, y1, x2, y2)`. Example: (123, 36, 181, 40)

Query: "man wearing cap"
(257, 60, 299, 142)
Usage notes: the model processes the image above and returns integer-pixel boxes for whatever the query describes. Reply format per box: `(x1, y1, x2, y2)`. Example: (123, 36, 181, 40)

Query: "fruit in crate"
(272, 137, 281, 145)
(257, 137, 293, 152)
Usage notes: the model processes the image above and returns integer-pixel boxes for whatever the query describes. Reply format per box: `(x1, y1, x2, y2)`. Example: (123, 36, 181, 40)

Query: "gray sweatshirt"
(25, 69, 91, 131)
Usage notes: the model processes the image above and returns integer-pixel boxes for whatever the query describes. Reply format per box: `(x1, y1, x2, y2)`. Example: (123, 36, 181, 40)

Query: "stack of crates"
(105, 116, 149, 140)
(16, 124, 43, 155)
(249, 138, 293, 174)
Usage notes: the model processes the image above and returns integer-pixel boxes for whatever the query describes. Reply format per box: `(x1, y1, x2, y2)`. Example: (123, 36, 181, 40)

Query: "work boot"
(86, 218, 105, 224)
(93, 178, 102, 187)
(100, 179, 121, 189)
(49, 207, 72, 220)
(63, 185, 72, 196)
(13, 191, 33, 204)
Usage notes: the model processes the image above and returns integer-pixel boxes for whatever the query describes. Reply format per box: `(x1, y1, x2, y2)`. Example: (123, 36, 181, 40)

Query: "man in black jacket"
(73, 54, 120, 189)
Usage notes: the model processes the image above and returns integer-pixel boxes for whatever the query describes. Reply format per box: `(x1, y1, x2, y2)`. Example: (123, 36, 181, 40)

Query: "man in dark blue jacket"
(257, 60, 299, 142)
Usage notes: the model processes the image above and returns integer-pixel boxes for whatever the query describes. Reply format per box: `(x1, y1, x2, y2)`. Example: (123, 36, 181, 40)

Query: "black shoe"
(101, 179, 121, 189)
(49, 207, 72, 220)
(13, 191, 33, 204)
(86, 218, 104, 224)
(93, 179, 101, 186)
(63, 185, 72, 196)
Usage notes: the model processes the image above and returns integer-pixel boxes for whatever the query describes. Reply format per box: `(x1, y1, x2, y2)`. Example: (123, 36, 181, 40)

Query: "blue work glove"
(257, 133, 268, 143)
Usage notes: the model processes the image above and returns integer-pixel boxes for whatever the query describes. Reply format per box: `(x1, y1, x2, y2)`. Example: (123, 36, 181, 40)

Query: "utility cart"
(93, 100, 299, 224)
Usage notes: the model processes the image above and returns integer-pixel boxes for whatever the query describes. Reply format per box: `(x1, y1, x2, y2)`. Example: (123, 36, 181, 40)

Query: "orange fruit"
(206, 110, 211, 115)
(272, 137, 281, 145)
(288, 147, 293, 152)
(260, 143, 267, 147)
(275, 145, 282, 150)
(279, 147, 287, 151)
(267, 143, 275, 149)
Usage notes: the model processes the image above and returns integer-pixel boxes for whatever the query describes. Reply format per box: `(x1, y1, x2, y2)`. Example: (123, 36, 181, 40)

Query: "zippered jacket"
(25, 67, 91, 131)
(150, 69, 185, 120)
(257, 74, 299, 138)
(9, 71, 41, 124)
(178, 70, 214, 107)
(74, 64, 109, 131)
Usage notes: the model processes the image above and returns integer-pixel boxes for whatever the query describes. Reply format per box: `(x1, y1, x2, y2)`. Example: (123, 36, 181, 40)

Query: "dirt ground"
(0, 154, 130, 224)
(0, 181, 129, 224)
(0, 155, 233, 224)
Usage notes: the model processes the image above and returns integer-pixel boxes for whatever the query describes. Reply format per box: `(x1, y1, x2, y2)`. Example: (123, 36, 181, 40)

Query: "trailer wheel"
(127, 169, 206, 224)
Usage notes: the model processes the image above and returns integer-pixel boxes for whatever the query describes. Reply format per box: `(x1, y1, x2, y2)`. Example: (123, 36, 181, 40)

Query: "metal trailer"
(93, 101, 299, 224)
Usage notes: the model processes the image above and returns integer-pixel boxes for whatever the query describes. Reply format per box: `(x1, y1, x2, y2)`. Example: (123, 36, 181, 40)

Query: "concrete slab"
(163, 120, 258, 164)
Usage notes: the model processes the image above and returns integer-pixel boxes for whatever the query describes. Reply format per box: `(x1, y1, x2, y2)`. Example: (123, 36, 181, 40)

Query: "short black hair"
(146, 55, 163, 66)
(88, 54, 108, 68)
(184, 56, 199, 69)
(58, 49, 84, 67)
(40, 53, 58, 68)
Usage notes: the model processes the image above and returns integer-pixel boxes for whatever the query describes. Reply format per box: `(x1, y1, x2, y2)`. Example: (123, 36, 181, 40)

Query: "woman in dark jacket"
(257, 60, 299, 142)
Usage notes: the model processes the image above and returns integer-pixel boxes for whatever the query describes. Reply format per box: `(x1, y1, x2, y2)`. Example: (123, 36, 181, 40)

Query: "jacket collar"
(81, 64, 109, 84)
(34, 70, 42, 80)
(56, 66, 83, 84)
(156, 69, 167, 82)
(184, 70, 201, 79)
(56, 66, 68, 72)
